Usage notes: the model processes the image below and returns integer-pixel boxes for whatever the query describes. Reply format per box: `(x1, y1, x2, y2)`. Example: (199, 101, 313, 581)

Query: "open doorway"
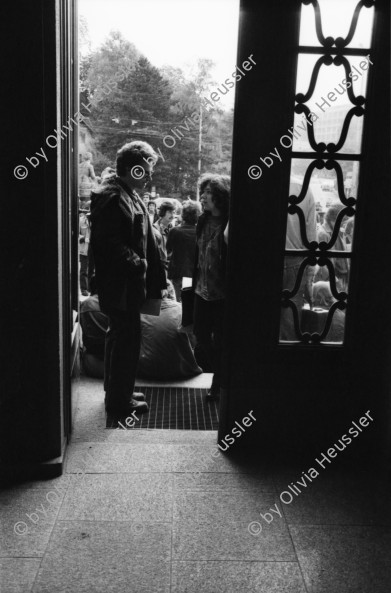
(76, 0, 240, 429)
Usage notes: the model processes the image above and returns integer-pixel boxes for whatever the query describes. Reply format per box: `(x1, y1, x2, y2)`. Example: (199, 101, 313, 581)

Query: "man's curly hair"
(116, 141, 158, 176)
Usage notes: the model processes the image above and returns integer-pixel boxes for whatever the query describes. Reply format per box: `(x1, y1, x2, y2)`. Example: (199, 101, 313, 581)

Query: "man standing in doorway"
(90, 141, 166, 417)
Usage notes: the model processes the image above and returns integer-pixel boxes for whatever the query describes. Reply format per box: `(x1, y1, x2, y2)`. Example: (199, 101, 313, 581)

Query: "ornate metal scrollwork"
(326, 159, 357, 206)
(295, 103, 364, 153)
(281, 259, 348, 344)
(280, 0, 372, 344)
(282, 258, 348, 304)
(302, 0, 375, 49)
(317, 206, 355, 250)
(295, 56, 366, 106)
(288, 159, 356, 247)
(282, 258, 310, 302)
(289, 159, 357, 206)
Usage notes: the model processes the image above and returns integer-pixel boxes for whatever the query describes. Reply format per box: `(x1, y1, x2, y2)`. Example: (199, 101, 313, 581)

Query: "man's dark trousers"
(104, 305, 141, 412)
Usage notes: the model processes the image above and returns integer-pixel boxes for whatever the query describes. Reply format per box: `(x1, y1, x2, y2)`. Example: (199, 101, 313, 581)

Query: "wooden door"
(220, 0, 390, 461)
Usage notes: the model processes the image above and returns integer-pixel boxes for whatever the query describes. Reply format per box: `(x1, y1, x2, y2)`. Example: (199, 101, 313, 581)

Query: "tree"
(151, 58, 233, 198)
(81, 31, 172, 169)
(79, 34, 235, 197)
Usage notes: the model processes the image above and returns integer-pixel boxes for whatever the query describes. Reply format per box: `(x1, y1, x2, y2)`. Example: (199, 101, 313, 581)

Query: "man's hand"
(161, 289, 168, 298)
(138, 258, 148, 273)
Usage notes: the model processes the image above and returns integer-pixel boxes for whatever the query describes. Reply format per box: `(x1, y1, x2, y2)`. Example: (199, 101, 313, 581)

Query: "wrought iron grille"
(280, 0, 375, 344)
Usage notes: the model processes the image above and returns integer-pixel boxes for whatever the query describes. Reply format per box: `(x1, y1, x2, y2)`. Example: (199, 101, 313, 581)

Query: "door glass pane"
(279, 0, 374, 345)
(281, 166, 353, 343)
(295, 54, 370, 99)
(289, 158, 359, 250)
(280, 256, 348, 343)
(293, 54, 370, 154)
(299, 0, 374, 49)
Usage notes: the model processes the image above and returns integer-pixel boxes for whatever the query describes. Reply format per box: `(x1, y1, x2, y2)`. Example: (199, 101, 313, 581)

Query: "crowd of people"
(78, 142, 353, 418)
(281, 180, 354, 341)
(78, 142, 229, 417)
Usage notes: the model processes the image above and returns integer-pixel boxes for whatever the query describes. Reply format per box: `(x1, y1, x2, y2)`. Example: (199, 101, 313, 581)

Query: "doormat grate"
(106, 386, 219, 430)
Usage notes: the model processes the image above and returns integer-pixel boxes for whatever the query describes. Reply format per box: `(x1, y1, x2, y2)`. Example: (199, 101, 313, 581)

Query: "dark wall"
(0, 1, 62, 468)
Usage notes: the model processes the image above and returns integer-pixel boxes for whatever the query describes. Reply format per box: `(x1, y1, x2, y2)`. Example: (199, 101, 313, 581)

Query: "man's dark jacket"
(90, 176, 166, 314)
(167, 223, 197, 280)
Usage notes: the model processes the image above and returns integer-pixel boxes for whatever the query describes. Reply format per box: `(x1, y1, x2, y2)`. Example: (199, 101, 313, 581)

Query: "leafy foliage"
(80, 32, 234, 199)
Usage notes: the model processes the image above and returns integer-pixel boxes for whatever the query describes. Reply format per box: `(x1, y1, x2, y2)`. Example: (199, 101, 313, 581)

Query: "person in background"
(167, 200, 201, 301)
(344, 216, 355, 249)
(153, 201, 176, 270)
(87, 166, 116, 291)
(80, 280, 202, 381)
(280, 179, 317, 341)
(101, 166, 116, 181)
(312, 280, 345, 342)
(193, 174, 230, 399)
(173, 203, 183, 227)
(316, 210, 325, 229)
(79, 152, 96, 200)
(79, 207, 91, 296)
(90, 141, 166, 418)
(143, 192, 151, 208)
(318, 203, 349, 291)
(147, 200, 158, 225)
(344, 173, 353, 198)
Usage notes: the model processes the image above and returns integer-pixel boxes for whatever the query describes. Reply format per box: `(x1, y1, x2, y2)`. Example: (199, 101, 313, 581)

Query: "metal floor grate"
(106, 386, 219, 430)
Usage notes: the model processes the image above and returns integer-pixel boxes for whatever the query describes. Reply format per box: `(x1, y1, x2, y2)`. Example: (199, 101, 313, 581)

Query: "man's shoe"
(206, 386, 220, 399)
(132, 392, 146, 401)
(106, 399, 149, 417)
(128, 399, 149, 414)
(105, 392, 146, 406)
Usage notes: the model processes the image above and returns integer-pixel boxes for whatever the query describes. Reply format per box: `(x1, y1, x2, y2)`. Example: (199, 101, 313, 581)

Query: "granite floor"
(1, 376, 390, 593)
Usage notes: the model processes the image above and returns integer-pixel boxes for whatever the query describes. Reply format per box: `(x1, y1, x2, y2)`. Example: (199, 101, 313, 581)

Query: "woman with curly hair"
(193, 173, 230, 399)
